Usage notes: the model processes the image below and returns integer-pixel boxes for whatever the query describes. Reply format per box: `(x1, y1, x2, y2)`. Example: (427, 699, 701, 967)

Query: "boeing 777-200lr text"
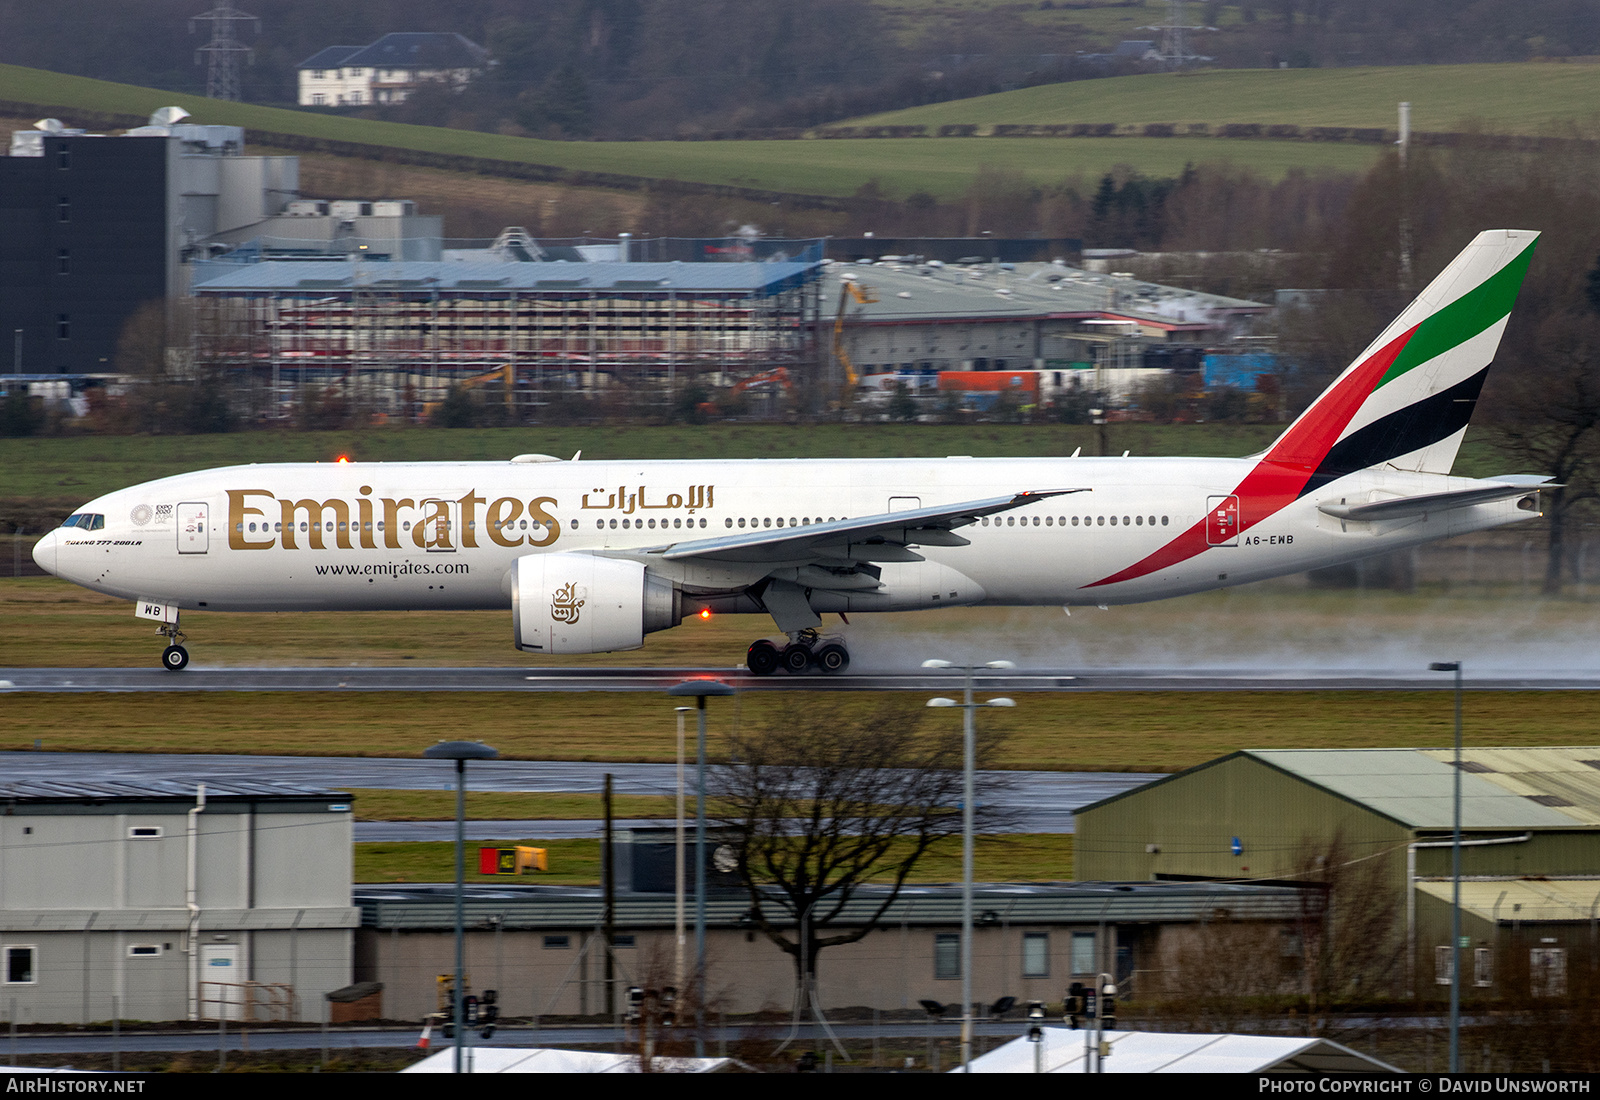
(34, 230, 1549, 674)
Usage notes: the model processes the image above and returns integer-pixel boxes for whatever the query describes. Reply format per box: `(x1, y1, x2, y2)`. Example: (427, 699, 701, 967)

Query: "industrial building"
(188, 254, 824, 422)
(0, 113, 295, 374)
(1074, 747, 1600, 999)
(352, 879, 1303, 1019)
(827, 258, 1270, 407)
(0, 779, 357, 1024)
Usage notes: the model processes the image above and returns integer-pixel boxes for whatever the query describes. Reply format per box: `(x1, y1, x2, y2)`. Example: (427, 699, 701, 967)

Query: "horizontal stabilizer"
(1318, 482, 1547, 522)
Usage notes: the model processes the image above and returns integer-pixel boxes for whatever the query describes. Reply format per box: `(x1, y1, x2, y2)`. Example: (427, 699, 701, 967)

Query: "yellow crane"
(831, 277, 877, 396)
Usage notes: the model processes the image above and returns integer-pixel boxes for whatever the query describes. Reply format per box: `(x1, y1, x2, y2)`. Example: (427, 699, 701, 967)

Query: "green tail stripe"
(1377, 238, 1538, 388)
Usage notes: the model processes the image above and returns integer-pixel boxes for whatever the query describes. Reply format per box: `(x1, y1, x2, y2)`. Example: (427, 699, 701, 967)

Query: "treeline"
(4, 1, 1600, 139)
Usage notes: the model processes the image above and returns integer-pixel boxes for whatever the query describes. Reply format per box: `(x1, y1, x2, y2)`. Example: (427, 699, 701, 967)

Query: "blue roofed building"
(188, 252, 824, 421)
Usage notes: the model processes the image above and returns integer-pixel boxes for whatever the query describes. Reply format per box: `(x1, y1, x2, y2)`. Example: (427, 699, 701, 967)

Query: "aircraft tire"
(746, 639, 780, 676)
(161, 645, 190, 672)
(781, 644, 813, 674)
(815, 643, 850, 674)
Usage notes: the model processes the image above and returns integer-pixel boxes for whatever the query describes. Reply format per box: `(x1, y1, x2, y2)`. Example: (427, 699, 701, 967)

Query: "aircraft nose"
(31, 529, 58, 576)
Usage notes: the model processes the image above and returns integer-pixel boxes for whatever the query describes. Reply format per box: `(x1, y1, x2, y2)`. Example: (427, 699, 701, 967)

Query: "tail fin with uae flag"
(1263, 229, 1538, 492)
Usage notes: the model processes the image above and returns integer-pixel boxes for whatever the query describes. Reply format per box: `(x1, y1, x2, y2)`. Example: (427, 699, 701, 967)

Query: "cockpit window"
(89, 514, 104, 530)
(62, 514, 83, 528)
(60, 513, 104, 530)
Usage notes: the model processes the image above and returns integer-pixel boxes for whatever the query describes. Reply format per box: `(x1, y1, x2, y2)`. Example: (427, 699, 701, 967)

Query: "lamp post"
(673, 705, 693, 991)
(666, 679, 736, 1056)
(422, 739, 499, 1075)
(1430, 660, 1464, 1074)
(924, 658, 1017, 1074)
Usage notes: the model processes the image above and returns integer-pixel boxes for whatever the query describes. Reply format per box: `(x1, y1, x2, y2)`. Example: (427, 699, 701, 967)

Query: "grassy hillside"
(0, 423, 1285, 503)
(851, 62, 1600, 133)
(0, 63, 1376, 198)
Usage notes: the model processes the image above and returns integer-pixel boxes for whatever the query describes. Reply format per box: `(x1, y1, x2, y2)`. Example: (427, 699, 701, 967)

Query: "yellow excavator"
(421, 363, 515, 420)
(832, 277, 877, 401)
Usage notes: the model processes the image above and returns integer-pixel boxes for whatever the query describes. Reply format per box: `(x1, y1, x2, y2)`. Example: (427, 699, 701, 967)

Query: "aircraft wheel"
(746, 639, 780, 676)
(814, 643, 850, 674)
(781, 644, 813, 674)
(161, 645, 190, 672)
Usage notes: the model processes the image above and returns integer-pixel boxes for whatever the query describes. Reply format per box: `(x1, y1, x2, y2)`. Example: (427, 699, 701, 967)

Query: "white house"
(297, 33, 489, 107)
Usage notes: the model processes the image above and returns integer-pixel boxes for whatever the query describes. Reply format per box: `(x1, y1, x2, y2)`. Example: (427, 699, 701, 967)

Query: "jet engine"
(512, 552, 681, 654)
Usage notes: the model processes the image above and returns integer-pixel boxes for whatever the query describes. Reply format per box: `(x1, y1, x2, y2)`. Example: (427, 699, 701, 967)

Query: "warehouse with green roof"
(1075, 747, 1600, 999)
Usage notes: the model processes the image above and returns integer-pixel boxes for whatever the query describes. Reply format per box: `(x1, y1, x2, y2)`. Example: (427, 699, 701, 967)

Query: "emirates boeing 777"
(34, 230, 1547, 674)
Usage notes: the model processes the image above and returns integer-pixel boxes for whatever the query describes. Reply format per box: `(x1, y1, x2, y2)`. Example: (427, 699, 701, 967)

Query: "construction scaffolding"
(190, 258, 823, 422)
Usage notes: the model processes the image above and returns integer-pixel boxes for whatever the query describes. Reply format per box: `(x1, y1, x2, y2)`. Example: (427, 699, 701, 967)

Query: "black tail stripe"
(1299, 367, 1490, 497)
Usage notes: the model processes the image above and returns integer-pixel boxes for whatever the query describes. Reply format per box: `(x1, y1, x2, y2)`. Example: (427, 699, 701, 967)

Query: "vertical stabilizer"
(1266, 229, 1538, 487)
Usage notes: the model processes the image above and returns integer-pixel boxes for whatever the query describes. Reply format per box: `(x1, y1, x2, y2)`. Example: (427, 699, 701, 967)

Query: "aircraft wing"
(1317, 478, 1552, 523)
(645, 489, 1084, 565)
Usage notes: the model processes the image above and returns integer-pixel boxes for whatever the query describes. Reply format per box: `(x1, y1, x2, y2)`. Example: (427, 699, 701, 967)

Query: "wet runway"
(0, 752, 1158, 835)
(4, 665, 1596, 692)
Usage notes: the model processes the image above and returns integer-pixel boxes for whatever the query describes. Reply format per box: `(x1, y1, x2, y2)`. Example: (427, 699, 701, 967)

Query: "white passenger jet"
(35, 230, 1547, 674)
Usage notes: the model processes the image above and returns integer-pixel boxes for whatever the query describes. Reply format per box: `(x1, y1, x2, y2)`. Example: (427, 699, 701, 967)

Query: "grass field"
(9, 572, 1600, 772)
(0, 63, 1376, 197)
(3, 420, 1533, 505)
(7, 681, 1597, 772)
(852, 62, 1600, 134)
(352, 833, 1073, 884)
(874, 0, 1174, 48)
(344, 789, 678, 822)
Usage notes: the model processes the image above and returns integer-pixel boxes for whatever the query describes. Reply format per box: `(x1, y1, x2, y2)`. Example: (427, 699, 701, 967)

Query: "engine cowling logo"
(551, 582, 585, 624)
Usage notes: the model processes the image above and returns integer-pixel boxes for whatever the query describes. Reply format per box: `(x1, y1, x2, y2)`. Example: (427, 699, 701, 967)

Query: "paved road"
(0, 752, 1157, 834)
(4, 665, 1595, 692)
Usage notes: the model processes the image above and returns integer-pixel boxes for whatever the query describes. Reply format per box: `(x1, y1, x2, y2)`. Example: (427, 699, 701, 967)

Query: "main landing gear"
(157, 618, 189, 672)
(746, 629, 850, 677)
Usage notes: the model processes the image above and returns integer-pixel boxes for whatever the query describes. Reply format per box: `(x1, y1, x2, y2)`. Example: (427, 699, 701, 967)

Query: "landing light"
(699, 609, 712, 620)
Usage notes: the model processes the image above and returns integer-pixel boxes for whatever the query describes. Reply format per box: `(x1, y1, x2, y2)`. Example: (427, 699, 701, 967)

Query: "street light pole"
(924, 658, 1017, 1073)
(1430, 660, 1463, 1074)
(674, 705, 693, 991)
(422, 740, 499, 1075)
(667, 679, 735, 1058)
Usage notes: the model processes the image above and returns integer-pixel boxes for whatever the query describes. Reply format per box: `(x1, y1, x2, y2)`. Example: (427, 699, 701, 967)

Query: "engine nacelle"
(512, 552, 680, 654)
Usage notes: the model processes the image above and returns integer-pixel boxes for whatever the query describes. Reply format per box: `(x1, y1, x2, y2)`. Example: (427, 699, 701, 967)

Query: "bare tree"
(1149, 915, 1285, 1035)
(1485, 309, 1600, 594)
(713, 701, 1011, 1019)
(1291, 833, 1406, 1030)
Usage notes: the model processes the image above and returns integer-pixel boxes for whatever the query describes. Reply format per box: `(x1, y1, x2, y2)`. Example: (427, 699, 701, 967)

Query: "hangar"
(1075, 747, 1600, 999)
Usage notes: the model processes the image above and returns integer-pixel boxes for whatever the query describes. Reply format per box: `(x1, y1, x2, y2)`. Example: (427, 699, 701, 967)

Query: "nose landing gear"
(157, 619, 189, 672)
(746, 629, 850, 677)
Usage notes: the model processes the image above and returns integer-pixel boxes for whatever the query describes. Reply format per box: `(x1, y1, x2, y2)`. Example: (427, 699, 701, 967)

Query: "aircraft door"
(418, 499, 460, 553)
(888, 496, 921, 512)
(177, 502, 209, 554)
(1206, 495, 1239, 546)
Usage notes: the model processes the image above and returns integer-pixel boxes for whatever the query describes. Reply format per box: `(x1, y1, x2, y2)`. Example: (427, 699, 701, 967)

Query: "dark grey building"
(0, 135, 169, 374)
(1, 120, 297, 375)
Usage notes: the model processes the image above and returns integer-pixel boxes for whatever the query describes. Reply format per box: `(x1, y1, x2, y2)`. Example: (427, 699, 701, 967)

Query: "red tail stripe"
(1263, 325, 1417, 471)
(1084, 325, 1416, 590)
